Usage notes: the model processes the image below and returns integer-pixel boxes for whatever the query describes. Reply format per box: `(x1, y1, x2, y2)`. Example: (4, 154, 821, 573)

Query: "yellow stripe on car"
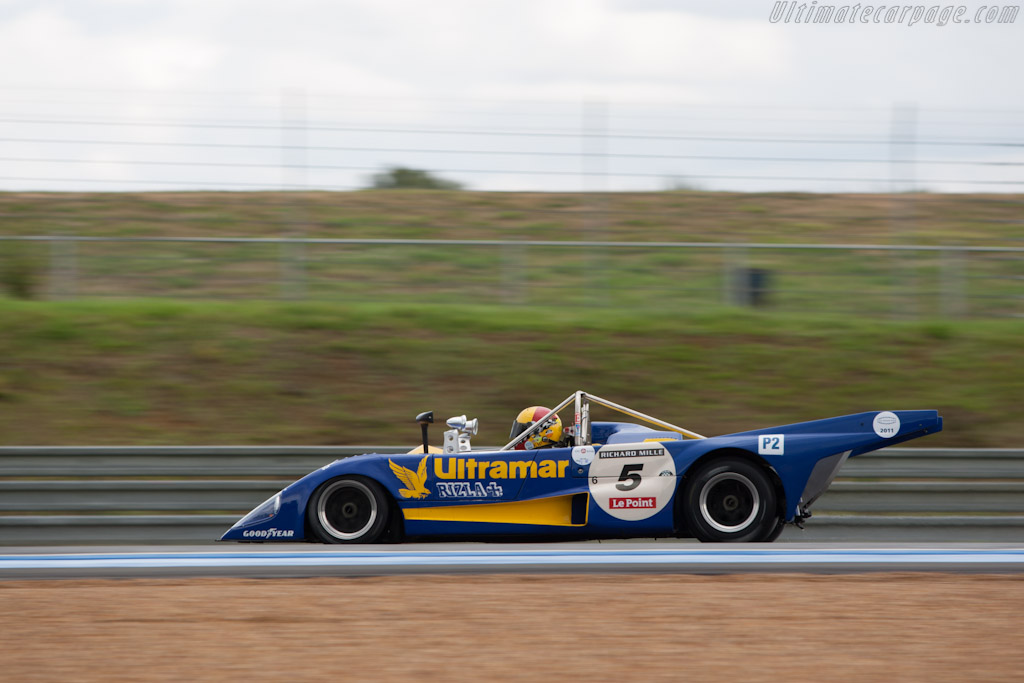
(403, 493, 588, 527)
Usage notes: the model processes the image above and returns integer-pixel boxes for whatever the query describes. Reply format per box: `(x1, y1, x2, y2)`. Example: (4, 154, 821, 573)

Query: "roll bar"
(498, 390, 704, 451)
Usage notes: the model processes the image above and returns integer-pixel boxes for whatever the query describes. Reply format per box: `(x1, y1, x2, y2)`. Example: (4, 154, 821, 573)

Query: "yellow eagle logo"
(389, 456, 430, 499)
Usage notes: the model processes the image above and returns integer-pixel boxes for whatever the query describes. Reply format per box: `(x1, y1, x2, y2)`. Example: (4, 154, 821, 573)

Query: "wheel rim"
(698, 472, 760, 533)
(317, 480, 378, 541)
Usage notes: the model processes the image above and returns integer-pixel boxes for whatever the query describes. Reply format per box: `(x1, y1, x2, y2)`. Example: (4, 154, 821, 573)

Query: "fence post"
(582, 99, 609, 307)
(941, 248, 967, 318)
(501, 242, 527, 305)
(889, 102, 918, 319)
(279, 239, 307, 300)
(722, 246, 748, 306)
(48, 237, 77, 300)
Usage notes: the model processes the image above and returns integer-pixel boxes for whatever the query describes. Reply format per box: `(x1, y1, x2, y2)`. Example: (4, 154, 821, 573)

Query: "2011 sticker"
(873, 411, 901, 438)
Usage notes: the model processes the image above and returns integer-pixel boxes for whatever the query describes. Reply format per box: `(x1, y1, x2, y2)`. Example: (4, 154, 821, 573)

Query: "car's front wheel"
(308, 476, 390, 543)
(682, 457, 780, 542)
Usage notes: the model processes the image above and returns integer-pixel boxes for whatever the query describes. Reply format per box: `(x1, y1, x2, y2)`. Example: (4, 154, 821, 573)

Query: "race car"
(220, 390, 943, 544)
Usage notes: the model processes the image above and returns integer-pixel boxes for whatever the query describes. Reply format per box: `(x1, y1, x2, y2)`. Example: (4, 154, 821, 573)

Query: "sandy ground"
(1, 574, 1022, 681)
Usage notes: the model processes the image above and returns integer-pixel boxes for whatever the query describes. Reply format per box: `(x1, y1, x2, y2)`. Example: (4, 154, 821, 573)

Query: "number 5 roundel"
(587, 443, 677, 521)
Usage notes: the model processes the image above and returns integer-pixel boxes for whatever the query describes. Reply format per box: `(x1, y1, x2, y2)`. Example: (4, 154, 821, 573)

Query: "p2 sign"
(758, 434, 785, 456)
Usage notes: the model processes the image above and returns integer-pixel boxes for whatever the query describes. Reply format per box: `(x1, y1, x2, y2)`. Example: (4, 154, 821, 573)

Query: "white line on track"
(2, 545, 1023, 577)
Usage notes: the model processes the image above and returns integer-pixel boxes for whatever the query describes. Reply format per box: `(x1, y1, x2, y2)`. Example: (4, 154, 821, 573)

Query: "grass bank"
(2, 190, 1022, 316)
(2, 190, 1020, 245)
(0, 298, 1018, 447)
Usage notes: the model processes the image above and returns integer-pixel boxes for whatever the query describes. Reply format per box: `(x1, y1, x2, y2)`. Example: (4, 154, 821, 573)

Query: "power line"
(7, 105, 1024, 136)
(0, 176, 349, 190)
(2, 116, 1023, 147)
(8, 99, 1024, 128)
(6, 85, 1024, 116)
(1, 139, 1022, 166)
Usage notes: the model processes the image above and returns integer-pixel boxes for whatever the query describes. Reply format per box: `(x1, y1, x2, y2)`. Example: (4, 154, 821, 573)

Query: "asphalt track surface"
(1, 542, 1023, 578)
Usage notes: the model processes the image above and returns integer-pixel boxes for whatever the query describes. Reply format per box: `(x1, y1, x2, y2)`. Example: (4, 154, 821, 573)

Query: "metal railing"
(2, 235, 1022, 318)
(0, 446, 1021, 544)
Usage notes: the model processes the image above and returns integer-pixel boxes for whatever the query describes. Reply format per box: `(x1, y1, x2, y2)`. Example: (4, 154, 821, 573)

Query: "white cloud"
(0, 6, 221, 90)
(533, 3, 788, 82)
(0, 1, 1020, 192)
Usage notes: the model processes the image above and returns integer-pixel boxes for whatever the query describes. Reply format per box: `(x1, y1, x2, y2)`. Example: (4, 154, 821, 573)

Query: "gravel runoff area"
(2, 574, 1022, 681)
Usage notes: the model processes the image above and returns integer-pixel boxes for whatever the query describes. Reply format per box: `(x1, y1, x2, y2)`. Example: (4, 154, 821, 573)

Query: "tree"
(369, 167, 463, 190)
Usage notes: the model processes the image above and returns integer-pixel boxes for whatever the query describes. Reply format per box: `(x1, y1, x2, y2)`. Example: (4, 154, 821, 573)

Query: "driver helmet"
(509, 406, 563, 449)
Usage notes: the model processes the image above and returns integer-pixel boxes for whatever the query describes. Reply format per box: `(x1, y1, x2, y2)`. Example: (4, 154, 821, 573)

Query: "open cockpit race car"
(221, 390, 943, 544)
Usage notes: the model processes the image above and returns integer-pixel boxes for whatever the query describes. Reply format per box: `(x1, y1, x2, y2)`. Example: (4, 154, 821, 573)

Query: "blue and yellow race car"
(220, 390, 942, 544)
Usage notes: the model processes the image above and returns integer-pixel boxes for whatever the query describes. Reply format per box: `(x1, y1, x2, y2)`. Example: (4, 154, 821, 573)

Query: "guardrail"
(0, 445, 405, 478)
(1, 446, 1021, 544)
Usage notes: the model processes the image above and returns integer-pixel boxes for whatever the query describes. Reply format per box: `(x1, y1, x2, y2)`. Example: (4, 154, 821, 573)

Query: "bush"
(0, 244, 40, 299)
(369, 167, 463, 190)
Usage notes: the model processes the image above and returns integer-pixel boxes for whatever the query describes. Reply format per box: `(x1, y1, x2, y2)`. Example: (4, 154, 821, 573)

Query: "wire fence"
(1, 235, 1021, 318)
(1, 88, 1023, 193)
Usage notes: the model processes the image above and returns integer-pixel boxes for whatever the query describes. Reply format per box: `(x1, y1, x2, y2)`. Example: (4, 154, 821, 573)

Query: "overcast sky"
(0, 0, 1021, 192)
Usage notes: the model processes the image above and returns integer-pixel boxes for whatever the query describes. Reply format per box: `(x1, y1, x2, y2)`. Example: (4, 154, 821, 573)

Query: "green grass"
(0, 298, 1019, 447)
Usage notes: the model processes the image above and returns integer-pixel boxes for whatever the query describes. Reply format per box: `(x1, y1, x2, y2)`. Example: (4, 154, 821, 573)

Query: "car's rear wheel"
(308, 476, 390, 543)
(682, 457, 780, 542)
(763, 515, 787, 542)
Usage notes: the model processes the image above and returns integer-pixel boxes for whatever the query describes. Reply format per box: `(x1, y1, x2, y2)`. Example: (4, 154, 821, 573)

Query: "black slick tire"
(308, 476, 390, 544)
(682, 457, 780, 543)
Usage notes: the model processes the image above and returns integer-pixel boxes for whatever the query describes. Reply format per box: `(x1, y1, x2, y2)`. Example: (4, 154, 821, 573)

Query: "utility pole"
(280, 88, 308, 300)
